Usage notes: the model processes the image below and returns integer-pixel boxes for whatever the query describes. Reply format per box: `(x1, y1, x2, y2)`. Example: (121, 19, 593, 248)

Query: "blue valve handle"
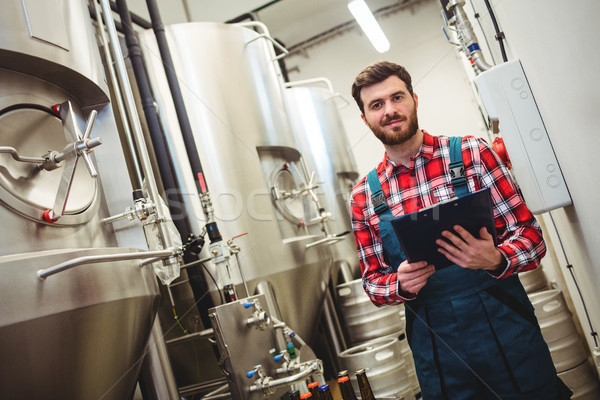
(274, 354, 283, 362)
(243, 302, 253, 309)
(246, 370, 256, 378)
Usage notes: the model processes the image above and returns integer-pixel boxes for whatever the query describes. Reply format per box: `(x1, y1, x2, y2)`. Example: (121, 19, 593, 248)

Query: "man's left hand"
(436, 226, 505, 271)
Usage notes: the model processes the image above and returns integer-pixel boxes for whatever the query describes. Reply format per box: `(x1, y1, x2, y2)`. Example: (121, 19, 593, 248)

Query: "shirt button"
(416, 202, 422, 207)
(410, 172, 415, 177)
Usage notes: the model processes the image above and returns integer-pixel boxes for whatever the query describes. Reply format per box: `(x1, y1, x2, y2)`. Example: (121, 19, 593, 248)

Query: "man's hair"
(351, 61, 414, 114)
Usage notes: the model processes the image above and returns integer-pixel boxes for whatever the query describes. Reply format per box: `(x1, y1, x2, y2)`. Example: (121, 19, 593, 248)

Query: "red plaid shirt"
(350, 131, 546, 307)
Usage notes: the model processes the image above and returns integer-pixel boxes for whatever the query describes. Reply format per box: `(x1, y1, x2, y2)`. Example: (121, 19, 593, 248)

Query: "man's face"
(360, 75, 419, 146)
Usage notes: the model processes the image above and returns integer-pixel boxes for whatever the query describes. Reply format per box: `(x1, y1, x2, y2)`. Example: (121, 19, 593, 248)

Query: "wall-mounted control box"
(475, 59, 571, 214)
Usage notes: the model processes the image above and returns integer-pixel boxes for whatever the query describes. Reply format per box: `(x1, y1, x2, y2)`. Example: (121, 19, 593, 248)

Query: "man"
(349, 61, 571, 400)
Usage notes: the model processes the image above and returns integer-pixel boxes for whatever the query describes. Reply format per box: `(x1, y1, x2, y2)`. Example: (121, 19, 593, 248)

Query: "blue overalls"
(366, 137, 565, 400)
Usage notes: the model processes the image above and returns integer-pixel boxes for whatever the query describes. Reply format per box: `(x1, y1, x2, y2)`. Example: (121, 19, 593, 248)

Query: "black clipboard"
(390, 188, 497, 269)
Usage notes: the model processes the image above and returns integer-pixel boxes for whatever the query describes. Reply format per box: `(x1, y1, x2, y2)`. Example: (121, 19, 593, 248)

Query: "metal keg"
(529, 289, 588, 372)
(338, 336, 413, 399)
(337, 278, 405, 345)
(558, 361, 600, 400)
(518, 266, 548, 294)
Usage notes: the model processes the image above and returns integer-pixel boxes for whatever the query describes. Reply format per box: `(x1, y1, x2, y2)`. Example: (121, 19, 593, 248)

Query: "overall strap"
(448, 136, 469, 198)
(367, 169, 394, 219)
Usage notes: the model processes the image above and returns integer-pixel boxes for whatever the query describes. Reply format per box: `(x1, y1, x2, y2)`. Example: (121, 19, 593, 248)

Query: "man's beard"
(369, 111, 419, 146)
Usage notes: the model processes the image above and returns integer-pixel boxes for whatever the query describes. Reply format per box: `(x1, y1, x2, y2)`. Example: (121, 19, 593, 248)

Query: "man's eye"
(371, 103, 382, 110)
(393, 95, 403, 101)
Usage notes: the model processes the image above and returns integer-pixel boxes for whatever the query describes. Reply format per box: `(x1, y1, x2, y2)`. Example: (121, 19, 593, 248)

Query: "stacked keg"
(519, 264, 600, 399)
(528, 288, 600, 399)
(336, 278, 421, 399)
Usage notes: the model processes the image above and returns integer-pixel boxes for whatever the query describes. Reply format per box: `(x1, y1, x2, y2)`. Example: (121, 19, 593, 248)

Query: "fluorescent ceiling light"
(347, 0, 390, 53)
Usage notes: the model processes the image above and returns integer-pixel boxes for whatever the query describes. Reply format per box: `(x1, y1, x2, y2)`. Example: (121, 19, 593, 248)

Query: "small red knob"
(51, 104, 61, 116)
(42, 209, 58, 223)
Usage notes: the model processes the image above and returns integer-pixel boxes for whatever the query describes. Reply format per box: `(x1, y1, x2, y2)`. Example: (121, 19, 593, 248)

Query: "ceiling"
(125, 0, 430, 56)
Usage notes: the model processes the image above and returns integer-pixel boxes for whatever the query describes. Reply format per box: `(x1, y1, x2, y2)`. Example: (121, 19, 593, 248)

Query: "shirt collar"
(378, 130, 435, 176)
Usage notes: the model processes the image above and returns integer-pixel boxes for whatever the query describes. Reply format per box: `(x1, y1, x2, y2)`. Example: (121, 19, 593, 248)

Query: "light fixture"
(347, 0, 390, 53)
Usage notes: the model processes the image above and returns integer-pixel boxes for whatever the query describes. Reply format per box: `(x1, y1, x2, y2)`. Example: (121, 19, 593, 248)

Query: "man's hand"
(397, 260, 435, 296)
(436, 225, 505, 271)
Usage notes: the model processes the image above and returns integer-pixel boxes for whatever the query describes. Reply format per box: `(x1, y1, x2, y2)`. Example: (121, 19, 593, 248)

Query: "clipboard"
(390, 188, 497, 269)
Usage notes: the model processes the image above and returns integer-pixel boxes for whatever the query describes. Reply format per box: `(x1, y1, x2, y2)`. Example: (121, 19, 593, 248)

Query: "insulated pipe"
(92, 0, 143, 188)
(115, 0, 191, 239)
(145, 0, 207, 195)
(98, 0, 175, 251)
(447, 0, 493, 72)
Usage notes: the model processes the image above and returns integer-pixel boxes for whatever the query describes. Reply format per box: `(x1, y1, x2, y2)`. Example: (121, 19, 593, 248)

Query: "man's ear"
(413, 92, 419, 109)
(361, 113, 368, 126)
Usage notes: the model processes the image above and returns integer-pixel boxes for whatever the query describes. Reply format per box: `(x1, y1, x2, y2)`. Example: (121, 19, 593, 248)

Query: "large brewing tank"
(283, 84, 360, 278)
(0, 0, 160, 398)
(138, 22, 333, 343)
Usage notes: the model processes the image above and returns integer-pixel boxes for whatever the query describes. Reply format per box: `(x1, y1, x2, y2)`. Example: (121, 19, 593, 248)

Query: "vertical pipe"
(92, 0, 143, 189)
(98, 0, 175, 249)
(115, 0, 191, 238)
(138, 318, 181, 400)
(145, 0, 207, 194)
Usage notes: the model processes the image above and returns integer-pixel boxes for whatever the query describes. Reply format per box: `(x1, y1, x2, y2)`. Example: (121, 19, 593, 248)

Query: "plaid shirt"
(350, 131, 546, 307)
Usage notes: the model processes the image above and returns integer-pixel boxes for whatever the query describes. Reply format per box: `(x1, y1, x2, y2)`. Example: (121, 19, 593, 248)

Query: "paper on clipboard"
(390, 188, 497, 269)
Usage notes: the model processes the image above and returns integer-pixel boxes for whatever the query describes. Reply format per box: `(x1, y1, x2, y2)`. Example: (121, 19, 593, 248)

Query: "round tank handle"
(37, 248, 177, 280)
(41, 101, 102, 223)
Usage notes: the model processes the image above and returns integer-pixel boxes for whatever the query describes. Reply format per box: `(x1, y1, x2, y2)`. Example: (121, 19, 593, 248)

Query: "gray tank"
(283, 84, 361, 278)
(138, 21, 334, 389)
(0, 0, 159, 398)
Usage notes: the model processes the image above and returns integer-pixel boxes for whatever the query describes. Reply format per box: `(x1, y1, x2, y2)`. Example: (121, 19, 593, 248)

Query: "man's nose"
(383, 101, 397, 116)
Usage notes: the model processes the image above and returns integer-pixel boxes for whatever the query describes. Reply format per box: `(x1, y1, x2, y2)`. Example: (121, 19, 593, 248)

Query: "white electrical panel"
(475, 59, 571, 214)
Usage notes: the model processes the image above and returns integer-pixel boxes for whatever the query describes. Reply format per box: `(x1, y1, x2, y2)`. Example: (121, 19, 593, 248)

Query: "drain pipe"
(115, 0, 191, 239)
(446, 0, 493, 73)
(145, 0, 208, 199)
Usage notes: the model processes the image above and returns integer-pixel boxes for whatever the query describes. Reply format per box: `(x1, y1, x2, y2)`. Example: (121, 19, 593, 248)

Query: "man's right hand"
(397, 260, 435, 296)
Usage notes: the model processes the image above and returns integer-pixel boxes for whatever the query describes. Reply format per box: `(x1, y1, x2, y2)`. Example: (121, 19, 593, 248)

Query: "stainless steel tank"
(283, 83, 360, 277)
(138, 19, 333, 364)
(0, 0, 159, 398)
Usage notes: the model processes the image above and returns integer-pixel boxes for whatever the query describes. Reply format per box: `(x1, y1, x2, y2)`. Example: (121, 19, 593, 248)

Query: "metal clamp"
(101, 197, 156, 224)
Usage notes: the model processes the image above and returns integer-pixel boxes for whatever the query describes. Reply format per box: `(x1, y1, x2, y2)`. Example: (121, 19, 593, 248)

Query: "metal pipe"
(249, 361, 320, 393)
(138, 318, 181, 400)
(115, 0, 191, 239)
(0, 146, 45, 163)
(37, 249, 175, 280)
(92, 0, 143, 188)
(178, 378, 230, 398)
(200, 392, 231, 400)
(145, 0, 207, 194)
(322, 289, 348, 354)
(165, 328, 214, 345)
(98, 0, 175, 250)
(109, 0, 152, 29)
(447, 0, 493, 72)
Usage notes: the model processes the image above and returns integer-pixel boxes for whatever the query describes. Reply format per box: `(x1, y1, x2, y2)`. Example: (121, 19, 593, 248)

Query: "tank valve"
(246, 300, 271, 330)
(41, 101, 101, 223)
